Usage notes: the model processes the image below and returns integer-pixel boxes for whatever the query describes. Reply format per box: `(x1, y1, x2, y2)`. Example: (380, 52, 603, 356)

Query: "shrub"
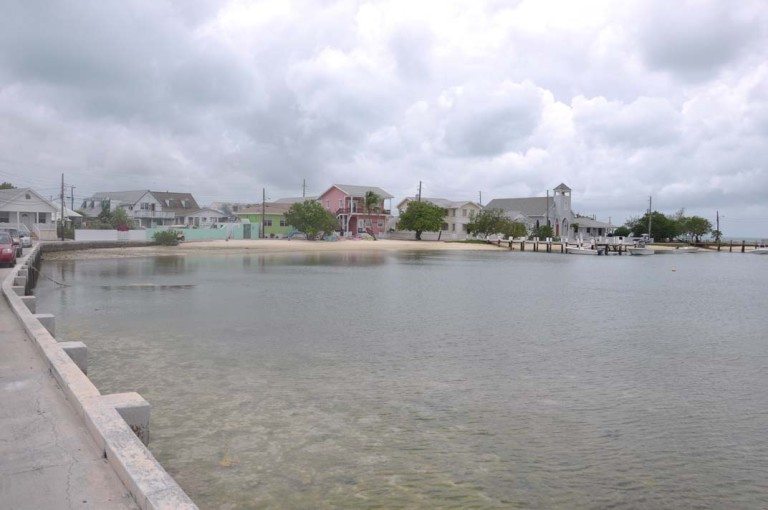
(153, 230, 180, 246)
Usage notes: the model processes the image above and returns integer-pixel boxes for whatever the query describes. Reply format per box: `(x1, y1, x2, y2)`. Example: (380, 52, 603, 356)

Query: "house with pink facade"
(317, 184, 394, 237)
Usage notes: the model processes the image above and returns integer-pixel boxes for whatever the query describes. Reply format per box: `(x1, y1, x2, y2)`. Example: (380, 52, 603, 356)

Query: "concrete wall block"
(17, 268, 28, 277)
(34, 313, 56, 336)
(20, 295, 35, 313)
(14, 276, 27, 287)
(101, 392, 151, 446)
(12, 286, 24, 296)
(59, 341, 88, 375)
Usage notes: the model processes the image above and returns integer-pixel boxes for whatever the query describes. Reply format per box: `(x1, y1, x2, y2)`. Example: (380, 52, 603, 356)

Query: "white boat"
(752, 247, 768, 255)
(567, 245, 604, 255)
(674, 246, 699, 253)
(628, 245, 654, 256)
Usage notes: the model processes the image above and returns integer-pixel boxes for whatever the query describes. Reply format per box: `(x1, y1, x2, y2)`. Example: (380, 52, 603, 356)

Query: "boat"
(628, 244, 654, 256)
(674, 246, 699, 253)
(629, 197, 655, 256)
(567, 244, 604, 255)
(753, 247, 768, 255)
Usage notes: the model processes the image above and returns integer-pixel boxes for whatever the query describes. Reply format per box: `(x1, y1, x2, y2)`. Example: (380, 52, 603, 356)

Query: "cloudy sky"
(2, 0, 767, 236)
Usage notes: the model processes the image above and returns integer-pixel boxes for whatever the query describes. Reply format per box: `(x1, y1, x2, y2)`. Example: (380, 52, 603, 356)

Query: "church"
(484, 183, 613, 240)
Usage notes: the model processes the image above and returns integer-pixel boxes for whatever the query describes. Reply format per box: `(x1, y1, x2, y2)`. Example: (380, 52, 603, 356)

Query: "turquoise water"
(35, 250, 768, 509)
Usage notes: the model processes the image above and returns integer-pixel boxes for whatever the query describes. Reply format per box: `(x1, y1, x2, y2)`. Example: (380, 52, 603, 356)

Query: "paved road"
(0, 261, 138, 509)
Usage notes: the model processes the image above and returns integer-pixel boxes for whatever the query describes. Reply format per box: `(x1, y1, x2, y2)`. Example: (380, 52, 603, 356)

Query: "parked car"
(18, 226, 32, 247)
(0, 227, 22, 257)
(0, 231, 17, 267)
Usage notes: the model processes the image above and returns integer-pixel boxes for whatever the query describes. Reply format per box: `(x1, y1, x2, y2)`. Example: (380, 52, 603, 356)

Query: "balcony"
(335, 208, 391, 215)
(131, 210, 176, 219)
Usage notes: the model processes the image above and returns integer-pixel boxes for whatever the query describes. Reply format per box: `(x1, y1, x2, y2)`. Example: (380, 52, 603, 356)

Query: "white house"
(80, 190, 201, 227)
(396, 197, 483, 238)
(0, 187, 59, 240)
(182, 207, 229, 228)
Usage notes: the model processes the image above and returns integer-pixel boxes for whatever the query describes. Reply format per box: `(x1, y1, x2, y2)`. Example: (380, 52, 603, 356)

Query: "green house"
(236, 203, 293, 238)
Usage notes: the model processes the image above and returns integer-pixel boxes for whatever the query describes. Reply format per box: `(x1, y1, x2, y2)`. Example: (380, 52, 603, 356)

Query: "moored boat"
(752, 247, 768, 254)
(674, 246, 699, 253)
(628, 245, 654, 256)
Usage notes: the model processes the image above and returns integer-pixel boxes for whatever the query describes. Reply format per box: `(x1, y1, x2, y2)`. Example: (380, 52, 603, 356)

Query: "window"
(452, 209, 456, 217)
(339, 199, 343, 209)
(326, 200, 330, 209)
(25, 193, 31, 199)
(264, 219, 273, 227)
(462, 209, 467, 217)
(442, 222, 449, 230)
(280, 219, 288, 227)
(377, 220, 383, 228)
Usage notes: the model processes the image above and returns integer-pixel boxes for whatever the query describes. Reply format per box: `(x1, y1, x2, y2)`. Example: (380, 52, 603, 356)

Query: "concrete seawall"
(2, 243, 197, 510)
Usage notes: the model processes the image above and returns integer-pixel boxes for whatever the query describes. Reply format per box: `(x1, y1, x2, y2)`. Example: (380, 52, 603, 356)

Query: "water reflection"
(34, 251, 768, 510)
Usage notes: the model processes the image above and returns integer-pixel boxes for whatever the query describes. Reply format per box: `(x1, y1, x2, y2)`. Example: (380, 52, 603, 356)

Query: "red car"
(0, 231, 17, 267)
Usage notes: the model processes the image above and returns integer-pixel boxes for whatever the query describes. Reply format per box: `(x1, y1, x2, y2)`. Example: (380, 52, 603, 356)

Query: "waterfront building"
(80, 190, 201, 227)
(0, 187, 60, 240)
(317, 184, 393, 237)
(396, 197, 483, 237)
(236, 202, 293, 238)
(485, 183, 612, 240)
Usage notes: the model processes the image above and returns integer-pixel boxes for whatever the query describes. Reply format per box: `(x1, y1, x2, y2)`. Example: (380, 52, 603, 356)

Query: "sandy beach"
(42, 238, 505, 260)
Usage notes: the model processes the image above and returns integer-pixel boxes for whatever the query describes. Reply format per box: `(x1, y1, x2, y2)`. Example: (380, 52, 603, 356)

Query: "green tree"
(109, 207, 135, 230)
(363, 191, 382, 239)
(0, 182, 15, 189)
(613, 226, 631, 237)
(626, 211, 682, 242)
(284, 200, 338, 240)
(397, 200, 445, 240)
(531, 224, 554, 239)
(712, 229, 723, 243)
(681, 216, 711, 242)
(467, 209, 526, 238)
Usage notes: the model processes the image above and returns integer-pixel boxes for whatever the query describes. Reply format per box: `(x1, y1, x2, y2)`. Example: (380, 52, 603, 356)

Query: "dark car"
(0, 227, 22, 257)
(0, 231, 17, 267)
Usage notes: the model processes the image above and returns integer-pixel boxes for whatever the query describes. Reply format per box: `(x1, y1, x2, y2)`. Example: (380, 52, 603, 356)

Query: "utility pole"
(70, 185, 76, 210)
(261, 188, 266, 239)
(60, 174, 65, 241)
(478, 191, 482, 206)
(302, 179, 306, 198)
(546, 189, 550, 226)
(417, 181, 422, 202)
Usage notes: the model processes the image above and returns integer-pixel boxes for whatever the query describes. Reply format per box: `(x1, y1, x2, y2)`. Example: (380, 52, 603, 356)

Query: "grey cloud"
(635, 1, 762, 81)
(442, 82, 544, 157)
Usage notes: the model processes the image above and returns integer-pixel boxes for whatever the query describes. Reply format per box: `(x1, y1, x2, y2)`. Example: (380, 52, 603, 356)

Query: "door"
(243, 223, 252, 239)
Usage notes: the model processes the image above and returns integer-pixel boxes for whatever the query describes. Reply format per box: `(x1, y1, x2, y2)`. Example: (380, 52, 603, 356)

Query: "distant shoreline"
(41, 238, 505, 260)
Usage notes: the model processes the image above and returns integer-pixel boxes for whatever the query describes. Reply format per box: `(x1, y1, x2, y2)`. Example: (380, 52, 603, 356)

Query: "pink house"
(317, 184, 393, 236)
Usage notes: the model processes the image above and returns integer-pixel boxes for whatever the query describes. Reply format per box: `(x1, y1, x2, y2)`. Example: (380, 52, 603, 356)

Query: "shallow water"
(35, 250, 768, 509)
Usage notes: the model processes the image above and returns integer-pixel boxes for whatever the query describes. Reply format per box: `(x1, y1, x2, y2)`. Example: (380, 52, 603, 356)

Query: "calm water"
(35, 250, 768, 509)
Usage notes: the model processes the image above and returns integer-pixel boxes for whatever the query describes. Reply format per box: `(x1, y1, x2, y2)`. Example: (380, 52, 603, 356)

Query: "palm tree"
(364, 191, 382, 239)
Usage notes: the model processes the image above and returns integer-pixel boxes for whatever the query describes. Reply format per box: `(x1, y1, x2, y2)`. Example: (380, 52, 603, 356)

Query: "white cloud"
(1, 0, 767, 236)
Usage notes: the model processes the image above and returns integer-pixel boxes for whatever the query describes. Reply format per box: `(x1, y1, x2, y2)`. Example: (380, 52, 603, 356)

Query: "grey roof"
(237, 202, 293, 215)
(151, 192, 200, 214)
(90, 190, 151, 205)
(573, 217, 613, 228)
(554, 183, 571, 192)
(485, 197, 552, 217)
(275, 196, 317, 204)
(0, 187, 59, 212)
(397, 197, 481, 210)
(326, 184, 394, 199)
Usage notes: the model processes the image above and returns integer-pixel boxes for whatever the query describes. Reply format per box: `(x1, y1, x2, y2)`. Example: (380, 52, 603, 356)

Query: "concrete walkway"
(0, 266, 138, 509)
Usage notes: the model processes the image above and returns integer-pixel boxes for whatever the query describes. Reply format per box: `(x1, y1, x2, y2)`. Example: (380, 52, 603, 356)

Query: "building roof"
(554, 183, 571, 192)
(90, 190, 151, 205)
(274, 196, 317, 204)
(237, 202, 293, 215)
(485, 197, 553, 217)
(573, 216, 613, 229)
(151, 192, 200, 215)
(320, 184, 394, 199)
(396, 197, 482, 210)
(0, 187, 59, 212)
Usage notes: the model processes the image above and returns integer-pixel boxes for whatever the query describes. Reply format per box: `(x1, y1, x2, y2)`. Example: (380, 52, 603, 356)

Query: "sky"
(1, 0, 767, 237)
